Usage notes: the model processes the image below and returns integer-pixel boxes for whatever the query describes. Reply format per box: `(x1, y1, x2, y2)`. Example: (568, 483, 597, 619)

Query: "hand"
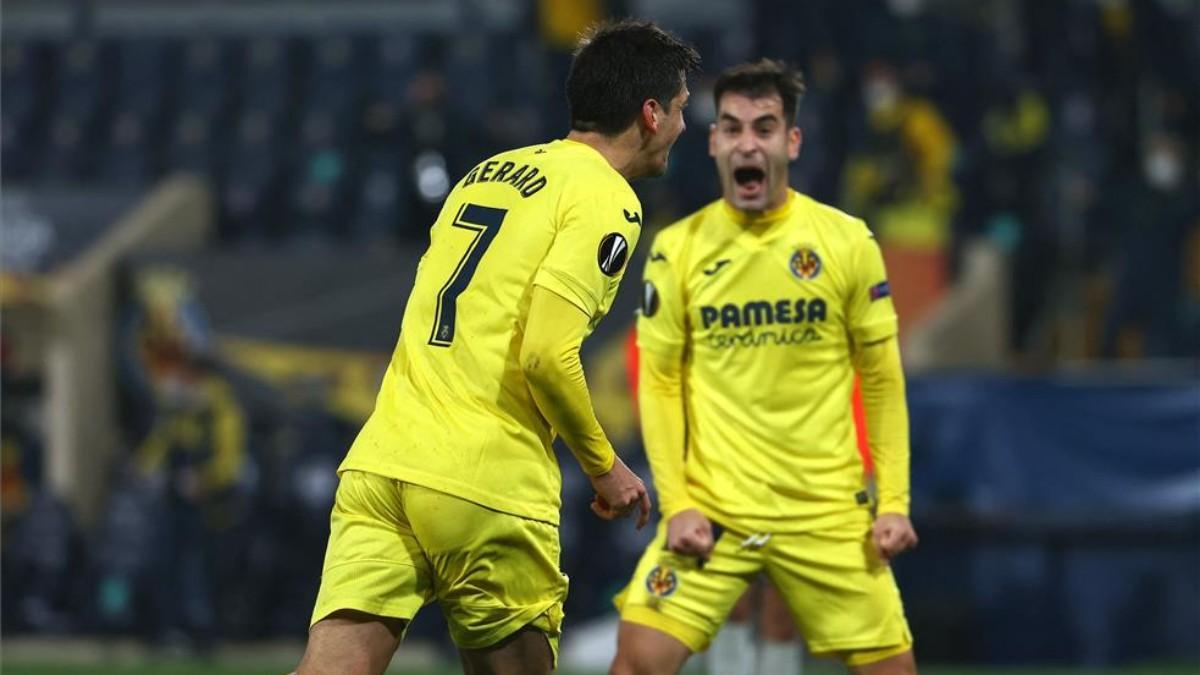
(589, 456, 652, 530)
(666, 508, 714, 560)
(872, 512, 918, 561)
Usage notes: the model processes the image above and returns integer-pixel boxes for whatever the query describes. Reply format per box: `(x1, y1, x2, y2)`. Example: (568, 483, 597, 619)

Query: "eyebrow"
(718, 113, 780, 126)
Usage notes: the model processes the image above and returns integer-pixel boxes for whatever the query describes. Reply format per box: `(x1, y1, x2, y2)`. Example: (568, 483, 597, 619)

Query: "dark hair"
(713, 59, 807, 125)
(567, 19, 700, 136)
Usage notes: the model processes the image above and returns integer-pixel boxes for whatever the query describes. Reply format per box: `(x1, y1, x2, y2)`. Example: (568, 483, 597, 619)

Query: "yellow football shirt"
(638, 190, 897, 533)
(341, 139, 642, 525)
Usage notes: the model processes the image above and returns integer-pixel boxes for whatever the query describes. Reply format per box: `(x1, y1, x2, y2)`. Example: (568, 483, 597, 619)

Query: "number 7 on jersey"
(428, 203, 508, 347)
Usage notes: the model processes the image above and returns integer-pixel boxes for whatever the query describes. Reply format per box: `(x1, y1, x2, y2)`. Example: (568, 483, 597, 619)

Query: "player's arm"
(853, 335, 910, 518)
(636, 232, 714, 557)
(521, 285, 650, 528)
(853, 335, 917, 559)
(526, 187, 648, 526)
(638, 344, 696, 519)
(847, 227, 917, 559)
(640, 342, 715, 558)
(521, 285, 616, 474)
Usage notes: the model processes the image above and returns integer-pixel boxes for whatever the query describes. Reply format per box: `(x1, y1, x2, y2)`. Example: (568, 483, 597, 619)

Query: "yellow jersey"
(341, 139, 642, 525)
(638, 190, 897, 533)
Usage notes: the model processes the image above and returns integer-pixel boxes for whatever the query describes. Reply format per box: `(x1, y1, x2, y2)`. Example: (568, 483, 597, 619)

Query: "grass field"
(3, 639, 1194, 675)
(3, 664, 1197, 675)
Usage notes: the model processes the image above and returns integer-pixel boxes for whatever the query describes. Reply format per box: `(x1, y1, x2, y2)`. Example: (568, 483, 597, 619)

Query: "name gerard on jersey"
(460, 160, 548, 197)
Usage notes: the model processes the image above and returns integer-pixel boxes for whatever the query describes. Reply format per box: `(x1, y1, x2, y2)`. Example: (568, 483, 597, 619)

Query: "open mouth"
(732, 166, 766, 199)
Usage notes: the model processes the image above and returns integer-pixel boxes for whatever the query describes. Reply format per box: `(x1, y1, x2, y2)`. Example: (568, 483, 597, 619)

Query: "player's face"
(709, 91, 801, 212)
(645, 82, 691, 177)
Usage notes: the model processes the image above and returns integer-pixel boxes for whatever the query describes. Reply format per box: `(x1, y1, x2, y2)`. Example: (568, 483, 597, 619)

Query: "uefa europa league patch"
(642, 280, 659, 317)
(598, 232, 629, 277)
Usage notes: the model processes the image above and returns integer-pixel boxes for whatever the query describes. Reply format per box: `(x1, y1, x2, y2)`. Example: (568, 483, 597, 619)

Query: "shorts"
(614, 516, 912, 663)
(311, 470, 568, 658)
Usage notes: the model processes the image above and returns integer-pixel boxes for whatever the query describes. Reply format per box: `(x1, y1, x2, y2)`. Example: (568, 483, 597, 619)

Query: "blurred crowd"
(4, 0, 1197, 356)
(2, 0, 1198, 661)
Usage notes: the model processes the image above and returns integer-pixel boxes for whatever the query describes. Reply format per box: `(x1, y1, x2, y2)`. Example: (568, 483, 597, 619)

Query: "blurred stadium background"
(1, 0, 1197, 673)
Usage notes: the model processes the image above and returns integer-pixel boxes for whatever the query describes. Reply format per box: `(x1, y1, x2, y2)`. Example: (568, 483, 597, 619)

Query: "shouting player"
(295, 21, 699, 675)
(611, 59, 919, 675)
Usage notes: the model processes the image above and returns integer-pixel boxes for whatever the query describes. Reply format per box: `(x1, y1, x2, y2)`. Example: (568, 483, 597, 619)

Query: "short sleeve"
(534, 191, 642, 321)
(636, 231, 687, 357)
(846, 230, 899, 345)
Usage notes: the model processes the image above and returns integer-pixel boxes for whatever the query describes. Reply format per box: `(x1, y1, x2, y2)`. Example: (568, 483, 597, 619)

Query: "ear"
(788, 126, 802, 160)
(708, 122, 718, 158)
(641, 99, 661, 134)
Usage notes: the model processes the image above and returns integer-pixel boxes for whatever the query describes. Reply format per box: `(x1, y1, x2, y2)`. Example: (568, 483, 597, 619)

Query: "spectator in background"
(1, 337, 74, 636)
(975, 76, 1052, 353)
(398, 67, 490, 237)
(0, 335, 44, 528)
(842, 60, 957, 250)
(1099, 131, 1198, 358)
(841, 60, 958, 333)
(791, 49, 847, 205)
(121, 269, 249, 651)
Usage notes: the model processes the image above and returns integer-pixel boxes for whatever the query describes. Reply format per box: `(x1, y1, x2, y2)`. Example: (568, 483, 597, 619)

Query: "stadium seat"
(177, 38, 232, 121)
(354, 149, 409, 242)
(238, 36, 296, 119)
(304, 35, 364, 122)
(113, 39, 172, 122)
(164, 112, 221, 178)
(98, 111, 157, 186)
(53, 40, 109, 129)
(1, 42, 44, 180)
(39, 114, 96, 182)
(219, 110, 286, 240)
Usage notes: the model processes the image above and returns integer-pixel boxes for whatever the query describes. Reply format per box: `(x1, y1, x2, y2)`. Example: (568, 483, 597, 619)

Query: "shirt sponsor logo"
(699, 298, 827, 329)
(704, 327, 822, 349)
(789, 248, 822, 280)
(697, 298, 828, 349)
(597, 233, 629, 277)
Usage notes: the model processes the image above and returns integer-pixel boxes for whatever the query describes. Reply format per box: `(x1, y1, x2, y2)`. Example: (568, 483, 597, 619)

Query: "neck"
(724, 188, 794, 225)
(566, 128, 645, 181)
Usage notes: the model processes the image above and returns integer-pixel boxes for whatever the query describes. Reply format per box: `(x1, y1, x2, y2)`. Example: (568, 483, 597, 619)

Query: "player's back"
(341, 139, 642, 525)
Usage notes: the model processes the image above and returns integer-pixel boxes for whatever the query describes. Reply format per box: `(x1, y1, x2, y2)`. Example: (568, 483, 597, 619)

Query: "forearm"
(521, 285, 615, 477)
(638, 347, 696, 518)
(854, 335, 910, 516)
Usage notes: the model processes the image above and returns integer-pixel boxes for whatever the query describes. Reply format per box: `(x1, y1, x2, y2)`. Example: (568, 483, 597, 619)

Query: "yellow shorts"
(614, 517, 912, 664)
(311, 470, 568, 657)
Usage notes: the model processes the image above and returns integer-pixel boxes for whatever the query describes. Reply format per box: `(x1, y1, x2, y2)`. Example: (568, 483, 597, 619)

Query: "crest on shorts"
(789, 248, 822, 281)
(645, 565, 678, 597)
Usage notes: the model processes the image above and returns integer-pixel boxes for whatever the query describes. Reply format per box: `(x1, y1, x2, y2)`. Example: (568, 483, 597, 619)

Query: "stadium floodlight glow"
(415, 151, 451, 202)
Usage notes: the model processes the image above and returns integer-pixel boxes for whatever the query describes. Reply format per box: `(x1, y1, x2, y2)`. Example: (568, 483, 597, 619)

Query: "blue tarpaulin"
(898, 374, 1200, 666)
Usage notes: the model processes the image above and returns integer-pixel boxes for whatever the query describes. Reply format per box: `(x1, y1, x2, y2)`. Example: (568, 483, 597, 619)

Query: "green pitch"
(2, 664, 1197, 675)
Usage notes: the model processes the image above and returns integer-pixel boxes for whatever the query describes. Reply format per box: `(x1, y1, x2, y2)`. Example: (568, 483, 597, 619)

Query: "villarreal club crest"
(645, 564, 678, 600)
(789, 247, 822, 281)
